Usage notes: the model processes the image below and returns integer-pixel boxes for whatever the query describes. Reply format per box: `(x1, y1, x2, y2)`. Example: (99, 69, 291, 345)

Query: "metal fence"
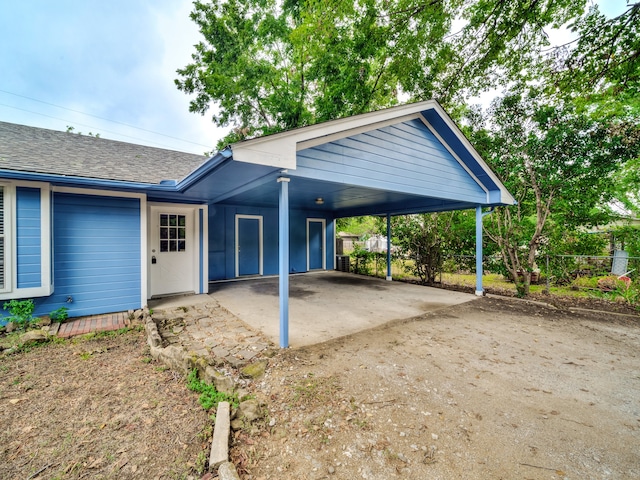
(338, 252, 640, 286)
(443, 254, 640, 284)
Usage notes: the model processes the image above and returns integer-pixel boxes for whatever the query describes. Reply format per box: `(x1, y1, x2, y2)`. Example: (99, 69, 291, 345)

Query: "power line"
(0, 88, 213, 149)
(0, 103, 200, 152)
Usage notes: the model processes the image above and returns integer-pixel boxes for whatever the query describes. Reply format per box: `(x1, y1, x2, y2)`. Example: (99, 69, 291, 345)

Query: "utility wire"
(0, 88, 212, 149)
(0, 103, 204, 152)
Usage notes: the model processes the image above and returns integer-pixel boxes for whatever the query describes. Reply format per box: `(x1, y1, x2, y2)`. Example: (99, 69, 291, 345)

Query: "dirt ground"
(1, 296, 639, 480)
(238, 297, 640, 480)
(0, 331, 210, 480)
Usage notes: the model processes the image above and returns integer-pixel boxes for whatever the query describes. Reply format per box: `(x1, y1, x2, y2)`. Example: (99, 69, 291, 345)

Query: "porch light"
(315, 197, 324, 205)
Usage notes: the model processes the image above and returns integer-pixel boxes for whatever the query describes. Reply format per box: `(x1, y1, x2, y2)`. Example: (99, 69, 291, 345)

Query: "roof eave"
(0, 169, 181, 194)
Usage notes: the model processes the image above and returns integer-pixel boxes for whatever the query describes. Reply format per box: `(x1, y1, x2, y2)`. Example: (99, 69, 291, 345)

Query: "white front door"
(149, 205, 196, 297)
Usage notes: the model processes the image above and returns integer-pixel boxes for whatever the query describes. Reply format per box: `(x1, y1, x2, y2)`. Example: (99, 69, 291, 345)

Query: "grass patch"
(186, 369, 239, 411)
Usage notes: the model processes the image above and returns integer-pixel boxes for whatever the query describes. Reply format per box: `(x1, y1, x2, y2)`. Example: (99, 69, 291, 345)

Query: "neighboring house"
(0, 100, 515, 342)
(336, 232, 360, 254)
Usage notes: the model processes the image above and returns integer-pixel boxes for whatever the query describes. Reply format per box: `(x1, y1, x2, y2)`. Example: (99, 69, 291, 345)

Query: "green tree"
(548, 2, 640, 114)
(390, 211, 480, 285)
(467, 93, 640, 296)
(176, 0, 597, 147)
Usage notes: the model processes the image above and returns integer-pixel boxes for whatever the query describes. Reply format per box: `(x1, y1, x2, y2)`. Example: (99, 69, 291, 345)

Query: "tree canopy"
(464, 92, 640, 294)
(176, 0, 640, 147)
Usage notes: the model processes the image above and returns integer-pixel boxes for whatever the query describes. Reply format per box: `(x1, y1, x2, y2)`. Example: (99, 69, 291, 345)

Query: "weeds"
(49, 306, 69, 323)
(292, 376, 341, 405)
(186, 369, 238, 411)
(194, 451, 208, 475)
(3, 299, 36, 329)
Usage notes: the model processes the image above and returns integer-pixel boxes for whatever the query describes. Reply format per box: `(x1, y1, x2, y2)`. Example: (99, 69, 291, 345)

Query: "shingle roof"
(0, 121, 209, 184)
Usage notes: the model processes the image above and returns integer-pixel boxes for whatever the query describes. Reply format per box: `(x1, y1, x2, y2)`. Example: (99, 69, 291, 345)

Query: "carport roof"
(182, 100, 515, 215)
(0, 100, 514, 214)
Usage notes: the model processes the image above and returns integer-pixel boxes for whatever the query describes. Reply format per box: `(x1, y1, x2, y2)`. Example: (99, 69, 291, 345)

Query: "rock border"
(144, 309, 256, 477)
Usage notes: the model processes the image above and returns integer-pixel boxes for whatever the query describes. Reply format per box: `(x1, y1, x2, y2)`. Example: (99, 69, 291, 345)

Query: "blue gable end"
(420, 108, 500, 194)
(294, 119, 487, 204)
(16, 187, 42, 288)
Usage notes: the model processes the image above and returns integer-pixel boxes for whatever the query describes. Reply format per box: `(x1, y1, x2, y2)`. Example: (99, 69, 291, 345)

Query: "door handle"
(152, 256, 157, 264)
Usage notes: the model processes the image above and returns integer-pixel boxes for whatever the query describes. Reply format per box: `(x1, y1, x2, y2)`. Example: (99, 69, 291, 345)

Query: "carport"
(209, 271, 475, 347)
(179, 100, 515, 347)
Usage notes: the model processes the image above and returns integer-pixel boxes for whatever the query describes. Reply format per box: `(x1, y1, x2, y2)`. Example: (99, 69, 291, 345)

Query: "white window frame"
(0, 181, 52, 300)
(0, 183, 14, 294)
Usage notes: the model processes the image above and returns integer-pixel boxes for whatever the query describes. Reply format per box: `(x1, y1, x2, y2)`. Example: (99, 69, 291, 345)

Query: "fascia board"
(428, 103, 517, 206)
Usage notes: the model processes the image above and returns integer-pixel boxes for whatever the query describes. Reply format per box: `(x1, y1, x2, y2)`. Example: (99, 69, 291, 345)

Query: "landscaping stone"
(217, 461, 241, 480)
(211, 346, 230, 358)
(5, 322, 16, 333)
(237, 399, 261, 422)
(20, 330, 48, 344)
(209, 401, 230, 470)
(49, 322, 60, 336)
(150, 345, 188, 374)
(240, 360, 267, 379)
(204, 366, 235, 395)
(235, 349, 258, 361)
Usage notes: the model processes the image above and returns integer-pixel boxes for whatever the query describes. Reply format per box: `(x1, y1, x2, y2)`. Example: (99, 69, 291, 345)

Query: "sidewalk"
(56, 312, 129, 338)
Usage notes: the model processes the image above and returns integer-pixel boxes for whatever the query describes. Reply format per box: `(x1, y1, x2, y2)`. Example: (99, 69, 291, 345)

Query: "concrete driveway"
(208, 271, 476, 347)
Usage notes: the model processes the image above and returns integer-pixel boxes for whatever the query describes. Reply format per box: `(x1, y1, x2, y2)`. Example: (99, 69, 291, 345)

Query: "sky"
(0, 1, 225, 155)
(0, 1, 629, 155)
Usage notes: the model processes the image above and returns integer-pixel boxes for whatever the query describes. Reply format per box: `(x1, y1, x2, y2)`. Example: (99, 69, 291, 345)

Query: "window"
(0, 182, 52, 300)
(159, 214, 186, 252)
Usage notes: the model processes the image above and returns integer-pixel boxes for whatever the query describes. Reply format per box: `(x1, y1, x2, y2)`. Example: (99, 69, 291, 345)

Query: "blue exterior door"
(237, 216, 262, 276)
(307, 219, 325, 270)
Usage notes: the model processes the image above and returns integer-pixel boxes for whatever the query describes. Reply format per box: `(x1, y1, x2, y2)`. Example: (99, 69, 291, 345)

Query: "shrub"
(3, 299, 36, 329)
(49, 306, 69, 322)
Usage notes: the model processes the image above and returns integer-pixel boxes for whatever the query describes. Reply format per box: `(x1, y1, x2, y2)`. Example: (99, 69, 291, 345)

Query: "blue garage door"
(52, 193, 141, 316)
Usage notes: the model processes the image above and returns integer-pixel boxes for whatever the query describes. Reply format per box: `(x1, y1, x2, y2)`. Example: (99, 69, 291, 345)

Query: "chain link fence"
(339, 252, 640, 287)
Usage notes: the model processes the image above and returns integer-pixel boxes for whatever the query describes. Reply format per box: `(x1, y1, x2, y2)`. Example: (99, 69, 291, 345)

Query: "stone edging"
(144, 309, 255, 478)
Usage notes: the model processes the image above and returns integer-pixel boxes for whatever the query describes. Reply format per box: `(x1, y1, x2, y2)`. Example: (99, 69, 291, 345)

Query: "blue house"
(0, 100, 515, 345)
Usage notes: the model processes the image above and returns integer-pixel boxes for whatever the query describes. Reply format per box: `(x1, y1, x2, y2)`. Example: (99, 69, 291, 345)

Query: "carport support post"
(278, 177, 290, 348)
(475, 206, 494, 296)
(386, 214, 392, 281)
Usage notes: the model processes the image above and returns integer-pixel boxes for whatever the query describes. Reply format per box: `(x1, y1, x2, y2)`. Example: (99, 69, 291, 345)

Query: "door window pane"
(159, 214, 186, 252)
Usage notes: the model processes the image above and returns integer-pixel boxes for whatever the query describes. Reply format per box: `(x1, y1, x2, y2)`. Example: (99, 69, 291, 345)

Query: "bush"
(3, 299, 36, 329)
(49, 306, 69, 322)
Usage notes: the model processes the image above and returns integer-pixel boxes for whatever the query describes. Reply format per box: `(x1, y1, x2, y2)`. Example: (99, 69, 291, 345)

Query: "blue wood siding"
(295, 119, 487, 203)
(16, 187, 42, 288)
(34, 193, 141, 317)
(420, 108, 501, 194)
(208, 205, 334, 280)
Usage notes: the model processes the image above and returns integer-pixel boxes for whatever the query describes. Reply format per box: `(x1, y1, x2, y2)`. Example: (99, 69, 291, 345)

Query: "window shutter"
(0, 186, 4, 289)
